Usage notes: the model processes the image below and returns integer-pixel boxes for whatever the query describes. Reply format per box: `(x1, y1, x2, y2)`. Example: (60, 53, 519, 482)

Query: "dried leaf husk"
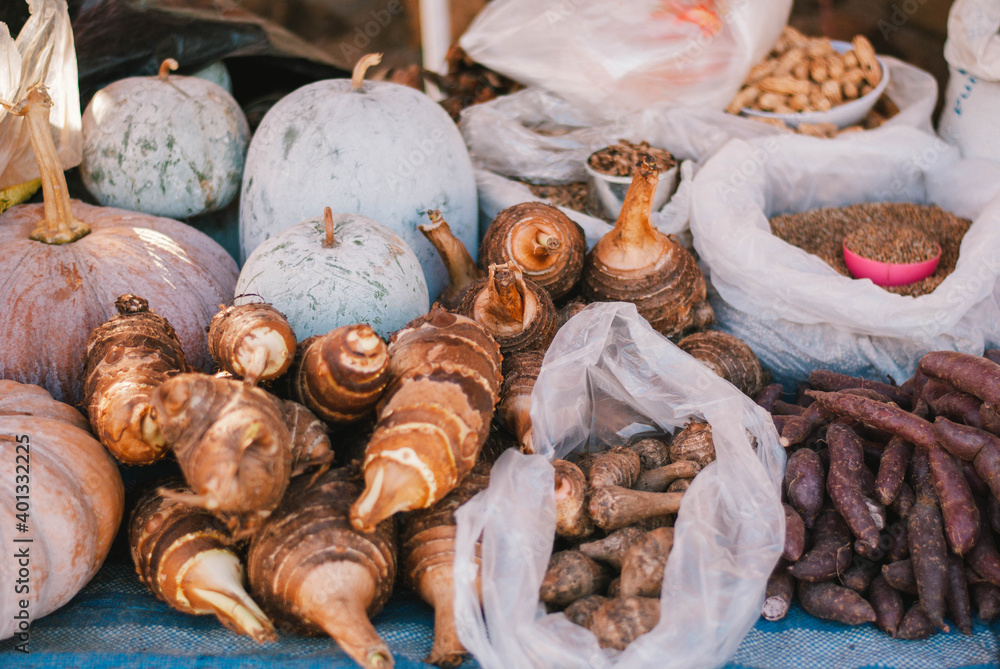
(499, 350, 544, 453)
(678, 330, 768, 397)
(580, 159, 713, 338)
(83, 294, 187, 464)
(401, 463, 491, 667)
(480, 201, 587, 301)
(288, 324, 390, 424)
(669, 421, 715, 467)
(350, 308, 502, 532)
(152, 373, 292, 513)
(208, 303, 296, 385)
(419, 209, 484, 309)
(247, 467, 397, 669)
(130, 479, 275, 642)
(456, 262, 557, 355)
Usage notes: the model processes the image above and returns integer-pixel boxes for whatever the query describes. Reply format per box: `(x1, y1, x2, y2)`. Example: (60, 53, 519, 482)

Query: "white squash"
(239, 54, 478, 301)
(80, 59, 249, 219)
(236, 208, 430, 339)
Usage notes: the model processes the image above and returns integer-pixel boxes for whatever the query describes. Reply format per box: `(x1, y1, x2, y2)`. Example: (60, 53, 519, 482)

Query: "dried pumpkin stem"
(352, 53, 383, 92)
(323, 207, 336, 248)
(158, 58, 179, 81)
(11, 85, 89, 244)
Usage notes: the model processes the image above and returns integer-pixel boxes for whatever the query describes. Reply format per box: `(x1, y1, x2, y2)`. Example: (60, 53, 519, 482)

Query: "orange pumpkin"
(0, 380, 124, 641)
(0, 85, 237, 405)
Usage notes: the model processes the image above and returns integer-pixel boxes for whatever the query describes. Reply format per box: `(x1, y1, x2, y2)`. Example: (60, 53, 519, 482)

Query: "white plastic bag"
(690, 127, 1000, 387)
(939, 0, 1000, 163)
(463, 58, 937, 243)
(460, 0, 791, 121)
(453, 302, 785, 669)
(0, 0, 82, 189)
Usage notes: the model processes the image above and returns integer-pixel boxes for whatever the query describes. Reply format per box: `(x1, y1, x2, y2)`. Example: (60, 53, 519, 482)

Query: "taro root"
(634, 460, 702, 493)
(669, 421, 715, 467)
(540, 550, 608, 608)
(554, 459, 594, 539)
(677, 330, 768, 397)
(587, 596, 661, 650)
(456, 262, 557, 355)
(564, 594, 608, 628)
(589, 486, 684, 531)
(419, 209, 484, 309)
(588, 446, 642, 489)
(629, 437, 672, 470)
(130, 479, 275, 642)
(278, 399, 336, 477)
(479, 201, 587, 301)
(499, 350, 544, 453)
(152, 373, 292, 513)
(287, 324, 390, 424)
(247, 467, 397, 669)
(580, 157, 713, 339)
(556, 297, 589, 329)
(401, 463, 491, 667)
(83, 294, 187, 464)
(577, 527, 645, 569)
(350, 308, 502, 532)
(208, 302, 297, 385)
(619, 527, 675, 598)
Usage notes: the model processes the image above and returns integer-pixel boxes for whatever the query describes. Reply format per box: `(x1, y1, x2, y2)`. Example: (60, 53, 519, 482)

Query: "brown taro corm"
(208, 302, 296, 386)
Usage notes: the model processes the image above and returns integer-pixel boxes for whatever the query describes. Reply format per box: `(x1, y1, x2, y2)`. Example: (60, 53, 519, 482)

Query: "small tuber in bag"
(453, 302, 785, 669)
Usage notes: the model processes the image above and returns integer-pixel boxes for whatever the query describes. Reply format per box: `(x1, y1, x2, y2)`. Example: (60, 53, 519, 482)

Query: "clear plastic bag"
(459, 0, 791, 121)
(453, 302, 785, 669)
(690, 127, 1000, 387)
(0, 0, 81, 189)
(463, 58, 937, 243)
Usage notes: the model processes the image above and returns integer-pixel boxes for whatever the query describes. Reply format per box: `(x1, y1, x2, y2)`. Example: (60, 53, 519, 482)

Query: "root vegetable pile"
(540, 428, 712, 649)
(760, 350, 1000, 636)
(208, 302, 297, 385)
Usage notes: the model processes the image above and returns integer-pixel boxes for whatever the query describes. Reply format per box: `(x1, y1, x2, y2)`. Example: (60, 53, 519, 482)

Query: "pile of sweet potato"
(757, 351, 1000, 637)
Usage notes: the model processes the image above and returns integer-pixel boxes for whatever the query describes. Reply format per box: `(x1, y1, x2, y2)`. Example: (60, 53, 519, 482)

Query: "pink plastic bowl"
(843, 241, 942, 287)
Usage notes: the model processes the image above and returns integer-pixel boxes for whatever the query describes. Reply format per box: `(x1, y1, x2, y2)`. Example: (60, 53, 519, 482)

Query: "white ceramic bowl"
(583, 160, 678, 220)
(740, 40, 890, 129)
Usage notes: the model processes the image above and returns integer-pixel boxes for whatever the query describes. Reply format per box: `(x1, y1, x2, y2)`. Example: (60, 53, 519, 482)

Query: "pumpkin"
(0, 380, 124, 641)
(80, 59, 250, 219)
(239, 54, 478, 302)
(236, 207, 429, 340)
(0, 85, 238, 405)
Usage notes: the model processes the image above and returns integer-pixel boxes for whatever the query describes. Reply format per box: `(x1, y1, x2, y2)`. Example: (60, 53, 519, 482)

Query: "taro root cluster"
(541, 424, 714, 650)
(757, 351, 1000, 637)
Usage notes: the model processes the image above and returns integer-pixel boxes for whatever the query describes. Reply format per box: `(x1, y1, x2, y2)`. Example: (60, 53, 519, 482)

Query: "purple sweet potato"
(908, 489, 951, 632)
(875, 437, 912, 506)
(805, 391, 936, 450)
(869, 575, 904, 637)
(934, 417, 1000, 499)
(926, 446, 980, 556)
(929, 391, 982, 429)
(781, 403, 833, 447)
(895, 603, 937, 640)
(826, 423, 881, 557)
(772, 400, 806, 416)
(967, 511, 1000, 587)
(971, 582, 1000, 620)
(986, 350, 1000, 366)
(762, 568, 794, 622)
(881, 560, 918, 595)
(808, 370, 912, 409)
(797, 580, 876, 625)
(946, 553, 973, 635)
(839, 557, 880, 594)
(980, 403, 1000, 437)
(785, 448, 826, 528)
(918, 350, 1000, 407)
(788, 508, 853, 582)
(783, 504, 806, 562)
(890, 482, 916, 521)
(887, 523, 910, 562)
(754, 383, 784, 412)
(989, 495, 1000, 536)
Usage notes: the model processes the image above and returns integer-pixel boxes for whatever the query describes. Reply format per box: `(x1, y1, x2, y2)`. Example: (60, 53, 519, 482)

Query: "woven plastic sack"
(452, 302, 785, 669)
(0, 0, 81, 190)
(939, 0, 1000, 163)
(690, 126, 1000, 387)
(459, 0, 791, 122)
(463, 57, 937, 244)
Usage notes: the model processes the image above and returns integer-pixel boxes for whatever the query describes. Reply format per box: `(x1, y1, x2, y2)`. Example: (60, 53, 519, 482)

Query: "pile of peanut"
(728, 27, 882, 124)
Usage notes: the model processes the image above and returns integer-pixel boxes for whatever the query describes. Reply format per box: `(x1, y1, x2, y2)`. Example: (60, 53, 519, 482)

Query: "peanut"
(844, 51, 859, 69)
(852, 35, 881, 86)
(726, 85, 761, 114)
(758, 92, 789, 111)
(843, 81, 859, 100)
(810, 88, 833, 111)
(788, 93, 811, 111)
(821, 79, 843, 103)
(746, 60, 776, 84)
(760, 75, 812, 96)
(810, 59, 829, 83)
(793, 61, 811, 81)
(842, 68, 866, 87)
(827, 54, 845, 80)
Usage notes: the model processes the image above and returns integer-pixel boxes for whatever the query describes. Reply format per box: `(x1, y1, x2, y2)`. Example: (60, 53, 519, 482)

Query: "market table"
(2, 537, 997, 669)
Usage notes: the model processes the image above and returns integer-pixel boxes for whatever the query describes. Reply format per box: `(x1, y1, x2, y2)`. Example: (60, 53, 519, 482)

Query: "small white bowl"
(583, 161, 678, 220)
(740, 40, 890, 129)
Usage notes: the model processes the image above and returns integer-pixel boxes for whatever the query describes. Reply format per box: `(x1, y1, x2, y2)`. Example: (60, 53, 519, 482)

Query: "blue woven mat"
(2, 537, 998, 669)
